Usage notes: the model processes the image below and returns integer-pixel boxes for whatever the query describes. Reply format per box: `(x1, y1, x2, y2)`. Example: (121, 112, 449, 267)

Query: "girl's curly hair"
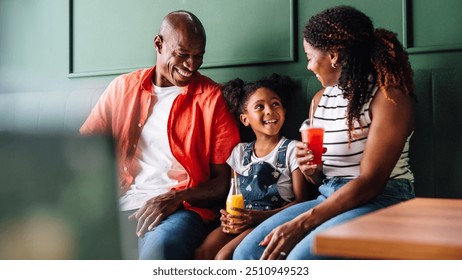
(303, 5, 415, 140)
(221, 73, 297, 118)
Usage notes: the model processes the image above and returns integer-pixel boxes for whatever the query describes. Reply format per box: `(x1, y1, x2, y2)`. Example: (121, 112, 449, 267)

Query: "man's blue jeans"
(233, 178, 415, 260)
(120, 209, 210, 259)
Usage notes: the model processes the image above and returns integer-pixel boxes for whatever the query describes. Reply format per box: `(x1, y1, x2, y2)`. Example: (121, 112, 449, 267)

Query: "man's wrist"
(171, 188, 188, 205)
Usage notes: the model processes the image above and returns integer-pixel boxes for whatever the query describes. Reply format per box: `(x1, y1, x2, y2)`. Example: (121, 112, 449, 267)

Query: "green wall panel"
(70, 0, 294, 77)
(410, 69, 434, 197)
(0, 0, 71, 92)
(410, 0, 462, 52)
(432, 68, 462, 198)
(300, 0, 405, 43)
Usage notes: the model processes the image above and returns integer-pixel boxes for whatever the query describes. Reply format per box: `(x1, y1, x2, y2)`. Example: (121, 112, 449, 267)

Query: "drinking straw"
(310, 99, 315, 126)
(233, 170, 238, 190)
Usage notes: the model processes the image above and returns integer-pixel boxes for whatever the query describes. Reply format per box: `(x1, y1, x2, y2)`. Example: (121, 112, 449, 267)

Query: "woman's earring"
(331, 63, 338, 69)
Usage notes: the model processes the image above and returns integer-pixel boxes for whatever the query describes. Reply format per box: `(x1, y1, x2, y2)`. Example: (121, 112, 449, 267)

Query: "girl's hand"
(220, 208, 268, 233)
(220, 209, 243, 234)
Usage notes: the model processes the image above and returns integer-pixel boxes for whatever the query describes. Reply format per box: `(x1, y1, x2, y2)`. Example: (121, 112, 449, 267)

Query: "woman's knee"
(232, 234, 262, 260)
(232, 242, 248, 259)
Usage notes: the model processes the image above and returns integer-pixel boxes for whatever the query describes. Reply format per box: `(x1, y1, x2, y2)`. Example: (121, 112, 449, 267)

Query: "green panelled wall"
(1, 0, 461, 90)
(71, 0, 294, 76)
(1, 0, 461, 197)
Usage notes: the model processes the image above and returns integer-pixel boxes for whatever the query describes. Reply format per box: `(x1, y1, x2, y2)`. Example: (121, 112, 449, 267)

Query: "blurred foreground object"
(0, 133, 122, 259)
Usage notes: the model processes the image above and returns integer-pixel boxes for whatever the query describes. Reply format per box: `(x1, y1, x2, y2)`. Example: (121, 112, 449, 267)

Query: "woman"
(233, 5, 416, 260)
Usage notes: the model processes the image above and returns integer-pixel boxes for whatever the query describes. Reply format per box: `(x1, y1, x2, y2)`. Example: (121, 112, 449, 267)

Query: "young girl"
(194, 73, 309, 260)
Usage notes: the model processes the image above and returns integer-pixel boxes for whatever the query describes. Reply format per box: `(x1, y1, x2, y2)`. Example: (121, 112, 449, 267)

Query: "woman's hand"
(258, 218, 308, 260)
(295, 141, 325, 185)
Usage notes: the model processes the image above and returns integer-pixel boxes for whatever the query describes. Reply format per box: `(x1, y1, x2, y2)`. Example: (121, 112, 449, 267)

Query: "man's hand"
(128, 163, 230, 237)
(128, 190, 182, 237)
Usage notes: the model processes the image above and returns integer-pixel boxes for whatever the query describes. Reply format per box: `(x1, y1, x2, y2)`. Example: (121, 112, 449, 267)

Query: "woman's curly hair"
(303, 5, 415, 140)
(221, 73, 297, 119)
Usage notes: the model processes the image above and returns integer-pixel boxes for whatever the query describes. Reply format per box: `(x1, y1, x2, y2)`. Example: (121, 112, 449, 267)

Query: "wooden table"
(313, 198, 462, 259)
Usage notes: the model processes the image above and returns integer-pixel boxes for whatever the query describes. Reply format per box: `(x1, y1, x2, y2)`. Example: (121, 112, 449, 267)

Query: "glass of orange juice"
(225, 177, 244, 234)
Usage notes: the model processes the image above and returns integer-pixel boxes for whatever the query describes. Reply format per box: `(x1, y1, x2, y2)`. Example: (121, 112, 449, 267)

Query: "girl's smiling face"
(303, 39, 340, 87)
(240, 87, 286, 139)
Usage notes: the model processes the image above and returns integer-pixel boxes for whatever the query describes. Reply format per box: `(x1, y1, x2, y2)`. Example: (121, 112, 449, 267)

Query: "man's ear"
(154, 35, 163, 53)
(240, 114, 250, 127)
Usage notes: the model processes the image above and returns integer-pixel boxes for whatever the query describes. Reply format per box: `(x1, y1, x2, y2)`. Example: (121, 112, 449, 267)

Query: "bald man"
(81, 11, 240, 259)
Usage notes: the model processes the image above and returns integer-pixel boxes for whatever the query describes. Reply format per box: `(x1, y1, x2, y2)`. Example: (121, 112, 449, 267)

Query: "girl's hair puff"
(222, 73, 297, 118)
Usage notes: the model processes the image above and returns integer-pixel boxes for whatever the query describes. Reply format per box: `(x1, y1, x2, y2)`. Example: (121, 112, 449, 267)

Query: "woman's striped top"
(315, 85, 414, 181)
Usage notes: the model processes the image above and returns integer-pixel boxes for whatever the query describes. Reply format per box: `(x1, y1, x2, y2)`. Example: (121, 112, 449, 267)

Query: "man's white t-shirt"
(119, 85, 188, 211)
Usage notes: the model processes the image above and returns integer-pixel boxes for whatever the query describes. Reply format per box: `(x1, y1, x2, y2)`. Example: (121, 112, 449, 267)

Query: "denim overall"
(237, 139, 292, 211)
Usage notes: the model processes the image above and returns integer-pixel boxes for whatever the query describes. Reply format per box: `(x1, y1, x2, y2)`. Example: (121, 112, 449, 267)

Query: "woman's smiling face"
(303, 39, 340, 87)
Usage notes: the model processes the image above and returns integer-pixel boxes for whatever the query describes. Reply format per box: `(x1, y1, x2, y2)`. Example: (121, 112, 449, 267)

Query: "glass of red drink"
(300, 119, 324, 164)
